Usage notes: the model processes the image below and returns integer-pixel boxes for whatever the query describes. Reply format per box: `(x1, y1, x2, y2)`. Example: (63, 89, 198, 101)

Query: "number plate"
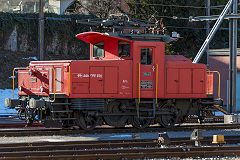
(140, 81, 153, 89)
(30, 77, 37, 82)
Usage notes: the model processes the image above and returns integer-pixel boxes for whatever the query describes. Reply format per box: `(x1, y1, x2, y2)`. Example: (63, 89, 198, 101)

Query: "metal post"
(7, 1, 10, 12)
(38, 0, 44, 60)
(20, 1, 23, 14)
(231, 0, 238, 113)
(232, 0, 238, 113)
(34, 1, 37, 13)
(206, 0, 210, 66)
(229, 12, 233, 113)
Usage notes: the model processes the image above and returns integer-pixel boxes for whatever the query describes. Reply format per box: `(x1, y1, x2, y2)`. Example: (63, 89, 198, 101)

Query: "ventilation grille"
(70, 99, 104, 110)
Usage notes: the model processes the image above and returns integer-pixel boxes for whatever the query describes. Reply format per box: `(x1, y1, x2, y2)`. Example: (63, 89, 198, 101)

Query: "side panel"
(72, 82, 89, 94)
(193, 69, 205, 94)
(69, 60, 132, 98)
(165, 61, 207, 98)
(179, 69, 192, 94)
(104, 67, 118, 94)
(71, 65, 89, 94)
(90, 67, 104, 94)
(18, 68, 49, 96)
(18, 61, 71, 96)
(206, 72, 214, 95)
(166, 68, 179, 94)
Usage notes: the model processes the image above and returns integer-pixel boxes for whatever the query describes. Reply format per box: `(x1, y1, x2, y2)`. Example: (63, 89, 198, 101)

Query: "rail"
(0, 123, 240, 136)
(1, 136, 240, 159)
(12, 67, 28, 99)
(207, 71, 221, 99)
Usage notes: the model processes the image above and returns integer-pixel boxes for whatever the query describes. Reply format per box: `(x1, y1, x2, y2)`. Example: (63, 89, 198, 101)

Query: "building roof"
(209, 48, 240, 56)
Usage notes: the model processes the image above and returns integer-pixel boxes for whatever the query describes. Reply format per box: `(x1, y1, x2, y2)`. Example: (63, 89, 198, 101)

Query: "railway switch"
(190, 129, 203, 146)
(157, 132, 170, 147)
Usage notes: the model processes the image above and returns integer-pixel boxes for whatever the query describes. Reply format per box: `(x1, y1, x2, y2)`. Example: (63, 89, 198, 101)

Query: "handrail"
(155, 64, 158, 104)
(12, 67, 28, 99)
(69, 66, 71, 95)
(138, 63, 141, 104)
(52, 67, 56, 101)
(207, 71, 221, 99)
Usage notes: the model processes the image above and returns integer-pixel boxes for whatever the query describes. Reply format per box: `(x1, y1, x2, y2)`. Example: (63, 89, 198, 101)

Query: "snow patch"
(22, 57, 38, 60)
(0, 89, 18, 115)
(110, 134, 132, 138)
(8, 76, 16, 79)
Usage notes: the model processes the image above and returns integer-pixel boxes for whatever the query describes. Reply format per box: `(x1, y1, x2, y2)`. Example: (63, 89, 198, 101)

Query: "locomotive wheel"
(159, 103, 178, 128)
(130, 116, 152, 129)
(74, 111, 100, 131)
(103, 101, 128, 128)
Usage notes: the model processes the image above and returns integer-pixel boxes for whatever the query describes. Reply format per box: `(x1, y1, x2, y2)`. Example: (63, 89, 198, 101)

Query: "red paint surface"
(18, 32, 210, 100)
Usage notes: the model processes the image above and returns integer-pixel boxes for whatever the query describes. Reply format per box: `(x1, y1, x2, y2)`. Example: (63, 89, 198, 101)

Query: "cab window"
(93, 41, 104, 58)
(118, 41, 130, 57)
(141, 48, 152, 65)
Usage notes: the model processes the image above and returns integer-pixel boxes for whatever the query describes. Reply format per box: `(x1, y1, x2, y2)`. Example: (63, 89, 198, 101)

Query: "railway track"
(0, 123, 239, 137)
(0, 136, 240, 159)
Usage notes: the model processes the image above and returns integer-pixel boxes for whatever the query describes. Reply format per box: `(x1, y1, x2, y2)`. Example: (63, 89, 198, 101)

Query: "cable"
(166, 25, 206, 30)
(127, 2, 224, 10)
(141, 15, 189, 20)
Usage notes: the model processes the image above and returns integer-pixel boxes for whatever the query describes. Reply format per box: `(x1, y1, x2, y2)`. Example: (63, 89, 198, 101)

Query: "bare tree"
(82, 0, 121, 18)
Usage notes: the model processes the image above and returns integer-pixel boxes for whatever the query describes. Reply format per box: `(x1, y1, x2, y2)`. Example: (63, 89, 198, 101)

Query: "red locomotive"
(5, 17, 221, 130)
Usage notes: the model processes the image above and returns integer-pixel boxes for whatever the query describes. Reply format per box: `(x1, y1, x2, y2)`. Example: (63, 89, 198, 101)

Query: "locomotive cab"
(76, 32, 133, 60)
(77, 32, 166, 100)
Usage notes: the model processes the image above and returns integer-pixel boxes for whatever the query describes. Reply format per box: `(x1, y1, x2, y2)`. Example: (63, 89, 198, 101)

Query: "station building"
(208, 49, 240, 112)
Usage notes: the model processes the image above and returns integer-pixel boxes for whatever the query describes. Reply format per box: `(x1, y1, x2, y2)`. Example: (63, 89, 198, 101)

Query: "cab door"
(139, 47, 155, 98)
(90, 67, 104, 93)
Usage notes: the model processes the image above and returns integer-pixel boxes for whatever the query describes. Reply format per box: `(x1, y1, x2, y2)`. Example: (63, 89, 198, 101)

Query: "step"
(51, 110, 73, 113)
(138, 107, 155, 111)
(139, 101, 154, 104)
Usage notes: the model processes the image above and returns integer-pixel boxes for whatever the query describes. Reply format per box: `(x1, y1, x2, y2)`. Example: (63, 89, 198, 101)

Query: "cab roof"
(76, 32, 132, 44)
(76, 32, 174, 44)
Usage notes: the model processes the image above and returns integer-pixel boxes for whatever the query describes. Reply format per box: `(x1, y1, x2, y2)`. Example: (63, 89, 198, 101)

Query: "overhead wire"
(127, 2, 225, 10)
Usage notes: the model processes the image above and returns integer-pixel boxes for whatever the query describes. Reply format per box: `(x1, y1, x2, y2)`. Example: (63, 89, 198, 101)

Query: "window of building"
(118, 41, 130, 57)
(141, 48, 152, 65)
(93, 41, 104, 58)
